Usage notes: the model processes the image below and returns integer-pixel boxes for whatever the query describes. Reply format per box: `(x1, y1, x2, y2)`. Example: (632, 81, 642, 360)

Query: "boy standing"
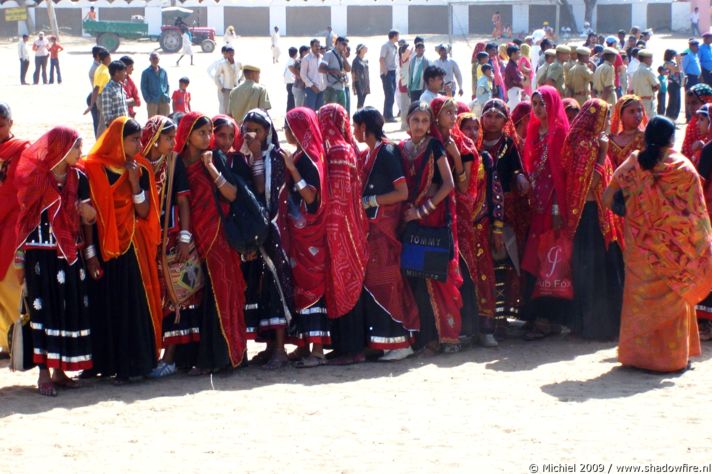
(120, 56, 141, 118)
(172, 77, 192, 113)
(475, 64, 494, 115)
(657, 66, 668, 116)
(100, 60, 133, 129)
(419, 65, 445, 104)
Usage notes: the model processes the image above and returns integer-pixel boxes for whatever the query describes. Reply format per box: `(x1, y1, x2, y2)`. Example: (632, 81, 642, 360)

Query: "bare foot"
(51, 370, 81, 389)
(37, 370, 57, 397)
(287, 346, 310, 362)
(251, 349, 273, 366)
(261, 351, 288, 370)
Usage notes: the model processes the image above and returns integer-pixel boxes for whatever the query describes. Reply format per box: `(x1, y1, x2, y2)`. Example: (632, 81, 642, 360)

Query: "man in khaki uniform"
(228, 65, 271, 124)
(593, 47, 618, 105)
(563, 49, 576, 97)
(567, 47, 594, 106)
(631, 49, 659, 118)
(544, 45, 570, 96)
(536, 49, 556, 90)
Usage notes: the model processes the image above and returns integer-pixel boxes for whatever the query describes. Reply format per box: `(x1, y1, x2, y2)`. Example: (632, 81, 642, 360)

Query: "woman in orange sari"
(604, 116, 712, 373)
(608, 95, 647, 170)
(81, 117, 162, 382)
(0, 103, 29, 354)
(563, 99, 624, 341)
(175, 112, 247, 373)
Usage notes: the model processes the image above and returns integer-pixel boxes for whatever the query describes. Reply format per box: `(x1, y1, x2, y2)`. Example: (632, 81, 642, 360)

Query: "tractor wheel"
(97, 33, 120, 53)
(160, 30, 182, 53)
(201, 39, 216, 53)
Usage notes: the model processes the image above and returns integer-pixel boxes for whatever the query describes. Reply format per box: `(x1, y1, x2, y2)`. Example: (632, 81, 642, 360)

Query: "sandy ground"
(0, 34, 710, 473)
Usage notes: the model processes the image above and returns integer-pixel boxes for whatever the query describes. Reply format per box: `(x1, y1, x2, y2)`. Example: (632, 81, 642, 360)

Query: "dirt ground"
(0, 33, 709, 473)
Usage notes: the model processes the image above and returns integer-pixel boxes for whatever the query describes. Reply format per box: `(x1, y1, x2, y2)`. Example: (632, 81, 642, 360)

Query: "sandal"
(38, 381, 57, 397)
(147, 361, 177, 379)
(261, 353, 289, 370)
(287, 347, 310, 362)
(293, 354, 327, 369)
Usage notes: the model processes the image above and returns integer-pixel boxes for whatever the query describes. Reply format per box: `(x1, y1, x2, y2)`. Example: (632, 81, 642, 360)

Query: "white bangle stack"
(133, 191, 146, 204)
(294, 179, 308, 192)
(84, 245, 97, 260)
(252, 159, 265, 177)
(178, 230, 193, 244)
(215, 173, 227, 189)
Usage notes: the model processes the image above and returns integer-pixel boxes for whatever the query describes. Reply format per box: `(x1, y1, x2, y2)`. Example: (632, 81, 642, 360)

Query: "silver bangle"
(214, 172, 224, 184)
(552, 204, 560, 216)
(215, 175, 228, 188)
(84, 245, 97, 260)
(178, 230, 193, 244)
(132, 191, 146, 204)
(294, 179, 308, 192)
(425, 199, 436, 212)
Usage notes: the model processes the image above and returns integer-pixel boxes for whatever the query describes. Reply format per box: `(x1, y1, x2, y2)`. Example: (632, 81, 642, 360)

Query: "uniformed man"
(544, 45, 570, 96)
(631, 49, 659, 118)
(536, 49, 556, 90)
(563, 47, 576, 97)
(593, 47, 618, 105)
(568, 47, 594, 106)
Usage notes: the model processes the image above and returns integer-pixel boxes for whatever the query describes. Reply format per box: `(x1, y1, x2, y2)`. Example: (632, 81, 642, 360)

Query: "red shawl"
(178, 112, 246, 366)
(81, 117, 163, 354)
(210, 113, 243, 152)
(318, 104, 368, 318)
(359, 142, 419, 332)
(15, 127, 81, 264)
(471, 42, 486, 64)
(400, 137, 463, 343)
(282, 107, 328, 311)
(0, 136, 30, 277)
(682, 91, 712, 159)
(524, 86, 570, 218)
(561, 99, 622, 247)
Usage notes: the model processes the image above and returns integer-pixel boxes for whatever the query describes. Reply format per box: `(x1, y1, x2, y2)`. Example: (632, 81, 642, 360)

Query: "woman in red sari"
(604, 116, 712, 372)
(511, 101, 531, 149)
(562, 99, 624, 341)
(81, 117, 162, 381)
(521, 86, 571, 340)
(0, 103, 29, 355)
(430, 97, 480, 346)
(175, 112, 247, 373)
(318, 103, 369, 365)
(692, 103, 712, 341)
(608, 95, 647, 170)
(281, 107, 330, 368)
(353, 107, 419, 361)
(682, 84, 712, 160)
(400, 101, 460, 355)
(15, 127, 95, 396)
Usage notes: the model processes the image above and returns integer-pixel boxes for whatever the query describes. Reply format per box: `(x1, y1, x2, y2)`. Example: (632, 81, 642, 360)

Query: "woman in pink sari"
(521, 86, 571, 340)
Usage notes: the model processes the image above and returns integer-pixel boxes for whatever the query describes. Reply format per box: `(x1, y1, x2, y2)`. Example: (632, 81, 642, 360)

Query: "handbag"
(531, 230, 574, 300)
(159, 153, 205, 307)
(400, 141, 454, 281)
(213, 150, 270, 255)
(8, 296, 34, 372)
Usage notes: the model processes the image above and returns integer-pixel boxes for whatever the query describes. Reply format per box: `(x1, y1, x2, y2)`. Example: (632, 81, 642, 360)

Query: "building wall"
(35, 8, 82, 36)
(528, 5, 557, 31)
(469, 5, 513, 35)
(408, 5, 449, 34)
(647, 3, 672, 32)
(596, 4, 632, 34)
(286, 6, 330, 36)
(223, 7, 269, 36)
(347, 6, 392, 36)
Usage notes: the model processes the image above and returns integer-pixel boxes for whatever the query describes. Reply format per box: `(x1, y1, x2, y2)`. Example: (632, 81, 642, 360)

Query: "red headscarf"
(683, 84, 712, 159)
(140, 115, 174, 157)
(174, 111, 211, 154)
(0, 136, 30, 277)
(609, 95, 648, 136)
(479, 98, 519, 149)
(511, 101, 532, 128)
(282, 107, 328, 311)
(318, 104, 369, 318)
(430, 97, 478, 158)
(210, 113, 243, 152)
(15, 126, 81, 264)
(524, 86, 570, 216)
(471, 42, 486, 64)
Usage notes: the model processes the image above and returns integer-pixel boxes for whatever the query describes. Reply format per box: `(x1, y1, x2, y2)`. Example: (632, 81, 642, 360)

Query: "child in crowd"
(419, 65, 445, 104)
(474, 64, 494, 116)
(657, 65, 668, 116)
(48, 35, 63, 84)
(171, 76, 191, 113)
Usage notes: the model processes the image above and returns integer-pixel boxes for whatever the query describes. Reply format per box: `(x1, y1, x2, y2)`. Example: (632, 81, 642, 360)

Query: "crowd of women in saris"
(3, 81, 712, 397)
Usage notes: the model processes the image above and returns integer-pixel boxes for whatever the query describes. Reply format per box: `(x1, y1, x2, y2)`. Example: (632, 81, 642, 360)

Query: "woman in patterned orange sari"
(81, 117, 162, 381)
(608, 95, 647, 170)
(563, 99, 624, 341)
(604, 116, 712, 372)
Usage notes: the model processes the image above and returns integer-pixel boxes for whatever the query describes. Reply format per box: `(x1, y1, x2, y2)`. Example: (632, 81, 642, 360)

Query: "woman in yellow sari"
(604, 116, 712, 373)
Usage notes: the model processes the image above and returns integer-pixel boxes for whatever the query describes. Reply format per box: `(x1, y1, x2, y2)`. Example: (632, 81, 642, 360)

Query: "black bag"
(611, 189, 626, 217)
(213, 150, 270, 254)
(400, 141, 454, 281)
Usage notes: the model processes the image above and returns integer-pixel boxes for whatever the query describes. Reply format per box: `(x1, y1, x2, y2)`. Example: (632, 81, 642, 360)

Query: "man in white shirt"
(379, 30, 399, 121)
(32, 31, 49, 85)
(271, 26, 281, 64)
(300, 38, 325, 110)
(18, 34, 30, 85)
(433, 44, 463, 97)
(691, 7, 701, 37)
(212, 45, 242, 115)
